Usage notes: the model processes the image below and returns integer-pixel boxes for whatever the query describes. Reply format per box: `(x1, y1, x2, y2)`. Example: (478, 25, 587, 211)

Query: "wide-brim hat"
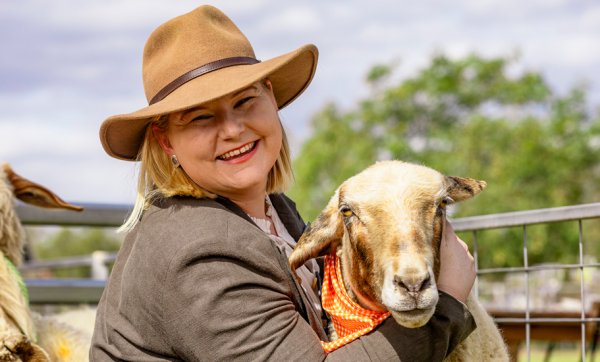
(99, 5, 318, 160)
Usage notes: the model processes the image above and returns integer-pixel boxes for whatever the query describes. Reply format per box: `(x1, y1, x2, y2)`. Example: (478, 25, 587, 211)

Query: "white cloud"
(259, 6, 322, 34)
(461, 0, 570, 18)
(326, 3, 360, 22)
(581, 5, 600, 31)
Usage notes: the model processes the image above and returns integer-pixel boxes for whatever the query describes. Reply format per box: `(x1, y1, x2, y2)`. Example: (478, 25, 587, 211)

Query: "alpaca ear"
(3, 164, 83, 211)
(445, 176, 487, 202)
(289, 189, 344, 272)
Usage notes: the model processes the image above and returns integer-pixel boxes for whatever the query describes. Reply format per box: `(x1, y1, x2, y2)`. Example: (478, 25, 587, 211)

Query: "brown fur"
(290, 160, 508, 361)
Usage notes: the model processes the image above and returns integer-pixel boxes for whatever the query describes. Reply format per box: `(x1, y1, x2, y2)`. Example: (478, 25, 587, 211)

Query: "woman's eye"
(190, 114, 213, 122)
(235, 96, 255, 108)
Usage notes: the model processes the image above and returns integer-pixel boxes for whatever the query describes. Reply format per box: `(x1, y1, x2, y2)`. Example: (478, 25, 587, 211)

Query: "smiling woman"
(152, 81, 285, 216)
(91, 5, 478, 361)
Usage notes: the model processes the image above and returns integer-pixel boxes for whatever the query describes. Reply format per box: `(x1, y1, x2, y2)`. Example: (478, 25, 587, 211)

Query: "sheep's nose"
(394, 273, 431, 294)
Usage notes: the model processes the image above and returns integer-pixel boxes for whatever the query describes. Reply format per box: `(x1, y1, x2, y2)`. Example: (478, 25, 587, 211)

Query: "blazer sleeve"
(161, 229, 329, 361)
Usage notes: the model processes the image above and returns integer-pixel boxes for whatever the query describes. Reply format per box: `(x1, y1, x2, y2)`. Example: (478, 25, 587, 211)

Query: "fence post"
(91, 251, 109, 280)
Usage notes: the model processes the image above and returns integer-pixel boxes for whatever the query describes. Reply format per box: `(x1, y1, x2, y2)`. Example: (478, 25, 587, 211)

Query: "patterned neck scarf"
(320, 253, 390, 353)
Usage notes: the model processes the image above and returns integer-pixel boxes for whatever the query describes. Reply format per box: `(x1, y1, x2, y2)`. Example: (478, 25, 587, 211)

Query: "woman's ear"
(263, 79, 273, 91)
(262, 79, 278, 108)
(151, 123, 174, 155)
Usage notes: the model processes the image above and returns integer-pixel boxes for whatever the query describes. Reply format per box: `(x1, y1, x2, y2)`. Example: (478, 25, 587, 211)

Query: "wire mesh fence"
(17, 202, 600, 361)
(454, 203, 600, 362)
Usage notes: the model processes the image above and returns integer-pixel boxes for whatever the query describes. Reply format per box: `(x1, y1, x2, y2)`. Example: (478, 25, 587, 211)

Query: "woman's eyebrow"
(232, 84, 260, 97)
(181, 108, 208, 119)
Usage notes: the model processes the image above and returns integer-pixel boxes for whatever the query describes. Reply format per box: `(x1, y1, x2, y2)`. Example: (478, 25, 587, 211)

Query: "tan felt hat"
(99, 5, 318, 160)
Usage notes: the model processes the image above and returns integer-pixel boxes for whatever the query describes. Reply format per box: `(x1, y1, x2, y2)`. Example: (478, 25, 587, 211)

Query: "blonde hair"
(119, 114, 294, 233)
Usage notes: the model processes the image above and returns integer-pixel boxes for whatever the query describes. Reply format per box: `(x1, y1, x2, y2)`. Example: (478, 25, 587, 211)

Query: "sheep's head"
(0, 163, 83, 265)
(289, 160, 485, 328)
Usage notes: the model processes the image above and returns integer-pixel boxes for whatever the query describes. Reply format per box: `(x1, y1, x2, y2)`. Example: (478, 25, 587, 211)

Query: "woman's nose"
(218, 111, 245, 139)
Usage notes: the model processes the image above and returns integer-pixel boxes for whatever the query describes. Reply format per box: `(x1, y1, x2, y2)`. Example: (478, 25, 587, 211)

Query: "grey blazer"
(91, 194, 475, 361)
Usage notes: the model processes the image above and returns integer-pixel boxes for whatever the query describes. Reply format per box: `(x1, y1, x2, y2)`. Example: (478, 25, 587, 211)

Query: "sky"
(1, 0, 599, 206)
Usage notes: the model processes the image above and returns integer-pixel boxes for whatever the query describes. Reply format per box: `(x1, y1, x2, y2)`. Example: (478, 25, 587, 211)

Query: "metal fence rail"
(18, 202, 600, 361)
(16, 202, 125, 303)
(16, 202, 130, 227)
(452, 202, 600, 231)
(25, 279, 106, 304)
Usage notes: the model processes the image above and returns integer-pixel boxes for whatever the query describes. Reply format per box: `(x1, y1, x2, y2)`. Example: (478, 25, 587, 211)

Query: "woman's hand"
(436, 219, 476, 303)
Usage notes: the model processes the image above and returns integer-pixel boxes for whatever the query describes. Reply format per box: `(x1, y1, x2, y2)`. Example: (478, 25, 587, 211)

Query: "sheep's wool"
(4, 254, 28, 304)
(320, 253, 390, 353)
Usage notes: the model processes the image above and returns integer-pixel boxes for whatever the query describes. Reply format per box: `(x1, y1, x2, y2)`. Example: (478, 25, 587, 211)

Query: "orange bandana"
(320, 253, 390, 353)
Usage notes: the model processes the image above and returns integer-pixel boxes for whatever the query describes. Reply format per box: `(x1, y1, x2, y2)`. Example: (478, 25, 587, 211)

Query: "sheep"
(289, 160, 509, 361)
(1, 163, 92, 362)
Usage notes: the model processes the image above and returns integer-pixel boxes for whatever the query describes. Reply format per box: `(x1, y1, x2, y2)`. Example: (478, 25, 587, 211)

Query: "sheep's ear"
(3, 164, 83, 211)
(445, 176, 487, 202)
(289, 189, 344, 272)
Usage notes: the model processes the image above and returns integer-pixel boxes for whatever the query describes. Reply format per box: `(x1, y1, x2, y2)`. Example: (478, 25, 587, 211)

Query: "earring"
(171, 154, 180, 168)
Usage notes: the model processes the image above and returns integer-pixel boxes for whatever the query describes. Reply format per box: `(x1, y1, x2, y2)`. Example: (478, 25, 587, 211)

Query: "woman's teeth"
(218, 141, 256, 160)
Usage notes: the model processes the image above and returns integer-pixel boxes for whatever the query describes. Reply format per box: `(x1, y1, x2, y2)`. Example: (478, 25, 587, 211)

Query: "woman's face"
(154, 81, 282, 199)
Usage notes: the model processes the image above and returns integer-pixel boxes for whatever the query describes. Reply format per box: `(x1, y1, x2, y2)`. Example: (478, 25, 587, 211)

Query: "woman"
(91, 5, 476, 361)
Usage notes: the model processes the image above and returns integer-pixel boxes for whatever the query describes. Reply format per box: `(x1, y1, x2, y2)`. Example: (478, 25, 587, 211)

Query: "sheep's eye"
(340, 207, 353, 217)
(439, 197, 454, 208)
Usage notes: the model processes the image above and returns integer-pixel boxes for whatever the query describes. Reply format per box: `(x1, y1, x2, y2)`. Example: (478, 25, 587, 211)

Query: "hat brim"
(100, 44, 318, 160)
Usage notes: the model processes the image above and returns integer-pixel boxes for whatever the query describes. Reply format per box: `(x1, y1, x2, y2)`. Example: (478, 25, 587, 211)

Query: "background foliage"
(31, 228, 121, 278)
(290, 53, 600, 268)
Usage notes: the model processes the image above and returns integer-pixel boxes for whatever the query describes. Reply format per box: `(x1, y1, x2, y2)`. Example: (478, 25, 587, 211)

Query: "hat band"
(149, 56, 261, 105)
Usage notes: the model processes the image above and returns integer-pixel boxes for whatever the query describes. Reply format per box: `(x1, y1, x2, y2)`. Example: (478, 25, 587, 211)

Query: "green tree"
(290, 53, 600, 268)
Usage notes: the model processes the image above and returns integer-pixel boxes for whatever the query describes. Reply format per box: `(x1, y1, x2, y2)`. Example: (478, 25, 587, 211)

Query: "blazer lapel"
(213, 196, 311, 321)
(214, 194, 328, 340)
(268, 193, 306, 241)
